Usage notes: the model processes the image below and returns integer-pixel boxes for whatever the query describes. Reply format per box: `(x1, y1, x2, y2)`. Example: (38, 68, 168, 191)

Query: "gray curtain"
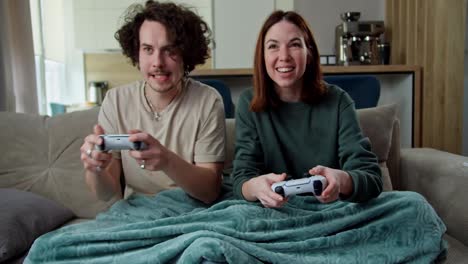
(0, 0, 38, 113)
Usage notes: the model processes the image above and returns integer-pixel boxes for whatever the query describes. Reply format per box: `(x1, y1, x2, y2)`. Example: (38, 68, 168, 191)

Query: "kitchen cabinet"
(72, 0, 212, 51)
(72, 0, 137, 50)
(72, 0, 286, 63)
(213, 0, 275, 69)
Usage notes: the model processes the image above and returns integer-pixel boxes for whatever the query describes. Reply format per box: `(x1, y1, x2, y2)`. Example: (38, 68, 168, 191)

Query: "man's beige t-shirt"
(98, 78, 226, 198)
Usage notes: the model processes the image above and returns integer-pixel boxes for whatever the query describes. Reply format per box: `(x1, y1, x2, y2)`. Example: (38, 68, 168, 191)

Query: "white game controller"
(95, 134, 147, 152)
(271, 175, 328, 197)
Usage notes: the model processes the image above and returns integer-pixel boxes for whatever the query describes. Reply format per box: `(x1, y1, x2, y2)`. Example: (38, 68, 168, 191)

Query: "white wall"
(275, 0, 294, 11)
(63, 0, 86, 104)
(42, 0, 65, 62)
(294, 0, 385, 55)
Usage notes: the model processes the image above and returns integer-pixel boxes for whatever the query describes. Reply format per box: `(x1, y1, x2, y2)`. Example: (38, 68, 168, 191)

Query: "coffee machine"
(88, 81, 108, 105)
(335, 12, 385, 65)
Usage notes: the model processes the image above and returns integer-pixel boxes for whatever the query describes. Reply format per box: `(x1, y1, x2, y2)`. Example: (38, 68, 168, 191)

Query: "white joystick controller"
(271, 175, 328, 197)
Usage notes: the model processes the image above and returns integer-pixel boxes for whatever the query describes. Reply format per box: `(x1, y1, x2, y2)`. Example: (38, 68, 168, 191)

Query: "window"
(30, 0, 85, 115)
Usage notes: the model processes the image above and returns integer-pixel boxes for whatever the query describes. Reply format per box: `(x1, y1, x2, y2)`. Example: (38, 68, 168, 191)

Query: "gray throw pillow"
(0, 188, 74, 262)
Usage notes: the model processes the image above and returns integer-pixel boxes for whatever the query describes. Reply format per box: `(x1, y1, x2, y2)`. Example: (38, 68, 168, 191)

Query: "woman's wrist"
(339, 171, 353, 196)
(241, 179, 257, 201)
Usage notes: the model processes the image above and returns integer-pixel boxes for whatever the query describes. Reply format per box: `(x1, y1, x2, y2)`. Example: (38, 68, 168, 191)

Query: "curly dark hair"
(115, 0, 212, 73)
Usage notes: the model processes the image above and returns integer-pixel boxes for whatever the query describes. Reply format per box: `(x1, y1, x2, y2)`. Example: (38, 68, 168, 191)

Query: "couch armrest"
(400, 148, 468, 246)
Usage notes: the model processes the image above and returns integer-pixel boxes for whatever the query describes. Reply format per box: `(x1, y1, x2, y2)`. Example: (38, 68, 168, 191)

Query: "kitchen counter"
(191, 65, 421, 76)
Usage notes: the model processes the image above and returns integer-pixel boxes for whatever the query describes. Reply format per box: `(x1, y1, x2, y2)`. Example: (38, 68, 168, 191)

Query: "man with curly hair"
(79, 0, 225, 204)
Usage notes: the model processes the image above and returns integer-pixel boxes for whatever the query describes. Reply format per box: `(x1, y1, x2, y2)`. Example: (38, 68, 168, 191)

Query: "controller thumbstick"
(133, 141, 141, 150)
(274, 186, 284, 195)
(313, 181, 323, 196)
(96, 142, 105, 151)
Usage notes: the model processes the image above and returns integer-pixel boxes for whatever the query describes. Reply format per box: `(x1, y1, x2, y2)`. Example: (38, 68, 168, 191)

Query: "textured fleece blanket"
(25, 188, 446, 264)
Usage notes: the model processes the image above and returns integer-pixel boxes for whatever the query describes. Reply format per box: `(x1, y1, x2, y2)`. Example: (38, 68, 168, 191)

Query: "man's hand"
(80, 125, 113, 173)
(127, 130, 171, 171)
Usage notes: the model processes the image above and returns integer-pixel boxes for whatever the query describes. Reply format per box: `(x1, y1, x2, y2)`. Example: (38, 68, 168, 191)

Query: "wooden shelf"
(191, 68, 252, 77)
(190, 65, 421, 77)
(322, 65, 421, 74)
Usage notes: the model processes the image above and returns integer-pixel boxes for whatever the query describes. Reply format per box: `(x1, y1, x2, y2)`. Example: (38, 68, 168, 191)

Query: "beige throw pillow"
(357, 104, 398, 191)
(0, 108, 117, 218)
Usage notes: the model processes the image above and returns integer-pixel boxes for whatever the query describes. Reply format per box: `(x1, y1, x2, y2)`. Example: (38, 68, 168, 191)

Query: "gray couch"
(0, 105, 467, 263)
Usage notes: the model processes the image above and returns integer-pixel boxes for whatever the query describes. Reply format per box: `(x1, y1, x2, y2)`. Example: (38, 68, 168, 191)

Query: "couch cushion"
(0, 188, 74, 263)
(224, 104, 397, 191)
(444, 234, 468, 264)
(357, 104, 396, 163)
(0, 108, 117, 218)
(378, 162, 393, 192)
(357, 104, 397, 191)
(400, 148, 468, 247)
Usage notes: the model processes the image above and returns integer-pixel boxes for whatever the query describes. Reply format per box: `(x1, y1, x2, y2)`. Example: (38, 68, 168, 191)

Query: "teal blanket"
(25, 190, 446, 263)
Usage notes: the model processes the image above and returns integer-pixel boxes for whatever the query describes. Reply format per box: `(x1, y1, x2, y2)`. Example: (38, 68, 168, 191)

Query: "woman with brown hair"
(232, 10, 382, 206)
(229, 10, 446, 262)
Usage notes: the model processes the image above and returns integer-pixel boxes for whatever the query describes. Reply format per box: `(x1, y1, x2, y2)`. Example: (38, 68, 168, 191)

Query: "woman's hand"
(127, 130, 171, 171)
(309, 165, 353, 203)
(80, 125, 113, 173)
(242, 173, 289, 208)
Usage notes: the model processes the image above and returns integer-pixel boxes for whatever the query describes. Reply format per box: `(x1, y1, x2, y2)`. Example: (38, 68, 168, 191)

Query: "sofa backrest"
(224, 104, 400, 191)
(0, 108, 117, 218)
(0, 104, 400, 219)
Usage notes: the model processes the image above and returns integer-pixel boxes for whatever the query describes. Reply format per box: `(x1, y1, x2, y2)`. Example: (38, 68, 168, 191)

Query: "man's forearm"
(163, 151, 222, 204)
(85, 159, 122, 201)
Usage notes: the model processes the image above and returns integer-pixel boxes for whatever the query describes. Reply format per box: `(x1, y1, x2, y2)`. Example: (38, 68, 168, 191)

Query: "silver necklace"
(144, 83, 182, 121)
(146, 98, 162, 121)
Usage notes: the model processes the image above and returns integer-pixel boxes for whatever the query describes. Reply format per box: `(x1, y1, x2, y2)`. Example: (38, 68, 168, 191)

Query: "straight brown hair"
(251, 10, 326, 112)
